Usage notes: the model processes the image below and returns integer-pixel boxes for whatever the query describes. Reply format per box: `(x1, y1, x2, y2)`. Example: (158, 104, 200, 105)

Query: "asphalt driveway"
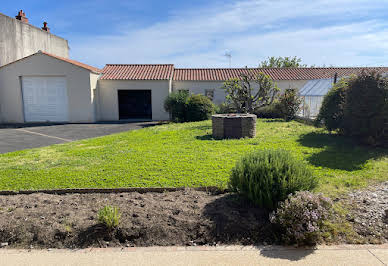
(0, 122, 159, 154)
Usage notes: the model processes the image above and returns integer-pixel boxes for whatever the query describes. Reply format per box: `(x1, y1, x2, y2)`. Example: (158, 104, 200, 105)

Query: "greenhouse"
(298, 78, 334, 118)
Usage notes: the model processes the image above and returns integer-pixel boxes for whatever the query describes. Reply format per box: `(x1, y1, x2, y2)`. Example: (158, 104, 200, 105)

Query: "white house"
(1, 10, 388, 124)
(1, 51, 388, 123)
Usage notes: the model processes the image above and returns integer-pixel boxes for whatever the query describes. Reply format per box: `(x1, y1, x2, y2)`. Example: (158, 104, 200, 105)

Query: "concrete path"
(0, 121, 158, 154)
(0, 245, 387, 266)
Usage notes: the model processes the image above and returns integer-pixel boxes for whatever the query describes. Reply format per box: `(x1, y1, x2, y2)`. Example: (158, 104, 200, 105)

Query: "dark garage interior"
(118, 90, 152, 120)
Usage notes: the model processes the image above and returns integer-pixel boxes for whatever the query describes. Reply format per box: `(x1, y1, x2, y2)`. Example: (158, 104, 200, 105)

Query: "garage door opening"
(118, 90, 152, 120)
(22, 77, 69, 122)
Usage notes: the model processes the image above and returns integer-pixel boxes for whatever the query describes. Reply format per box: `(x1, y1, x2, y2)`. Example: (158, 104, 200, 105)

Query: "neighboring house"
(0, 52, 101, 123)
(0, 10, 69, 67)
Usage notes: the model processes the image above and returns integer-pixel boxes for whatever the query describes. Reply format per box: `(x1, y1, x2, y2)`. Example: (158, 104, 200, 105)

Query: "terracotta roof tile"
(41, 52, 102, 73)
(101, 64, 174, 80)
(173, 67, 388, 81)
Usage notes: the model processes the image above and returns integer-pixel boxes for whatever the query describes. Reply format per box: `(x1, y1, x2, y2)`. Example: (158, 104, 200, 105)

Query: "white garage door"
(22, 77, 69, 122)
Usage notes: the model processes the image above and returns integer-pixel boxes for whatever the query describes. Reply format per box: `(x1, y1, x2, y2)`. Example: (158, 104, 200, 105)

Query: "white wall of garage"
(0, 53, 97, 123)
(97, 80, 170, 121)
(172, 80, 309, 105)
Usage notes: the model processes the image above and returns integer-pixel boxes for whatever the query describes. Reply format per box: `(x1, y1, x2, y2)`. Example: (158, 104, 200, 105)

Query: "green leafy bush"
(278, 88, 302, 121)
(315, 72, 388, 146)
(186, 94, 215, 121)
(164, 90, 189, 122)
(343, 72, 388, 146)
(254, 101, 283, 118)
(215, 102, 235, 114)
(270, 191, 333, 245)
(98, 205, 121, 230)
(164, 91, 215, 122)
(229, 149, 317, 210)
(315, 78, 348, 132)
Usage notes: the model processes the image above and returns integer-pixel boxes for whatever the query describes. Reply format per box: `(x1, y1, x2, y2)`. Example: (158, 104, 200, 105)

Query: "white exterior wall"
(0, 53, 96, 123)
(90, 73, 100, 121)
(172, 80, 309, 104)
(97, 80, 170, 121)
(0, 12, 69, 67)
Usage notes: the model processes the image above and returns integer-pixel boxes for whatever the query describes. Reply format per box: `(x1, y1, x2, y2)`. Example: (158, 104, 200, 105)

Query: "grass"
(0, 119, 386, 196)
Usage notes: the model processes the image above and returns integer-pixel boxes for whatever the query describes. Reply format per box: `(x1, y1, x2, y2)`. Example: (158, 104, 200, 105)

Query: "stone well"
(212, 114, 257, 139)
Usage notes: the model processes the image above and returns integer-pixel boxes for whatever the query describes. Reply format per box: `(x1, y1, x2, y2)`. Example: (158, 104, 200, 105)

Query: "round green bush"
(254, 100, 283, 119)
(343, 72, 388, 146)
(164, 90, 189, 122)
(228, 149, 317, 210)
(186, 94, 215, 122)
(315, 78, 348, 132)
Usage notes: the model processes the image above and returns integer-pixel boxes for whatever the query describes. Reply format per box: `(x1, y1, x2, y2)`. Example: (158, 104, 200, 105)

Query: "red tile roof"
(41, 52, 102, 73)
(101, 64, 175, 80)
(173, 67, 388, 81)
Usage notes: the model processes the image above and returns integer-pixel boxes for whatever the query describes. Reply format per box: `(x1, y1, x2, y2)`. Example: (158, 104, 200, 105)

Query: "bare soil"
(0, 190, 272, 249)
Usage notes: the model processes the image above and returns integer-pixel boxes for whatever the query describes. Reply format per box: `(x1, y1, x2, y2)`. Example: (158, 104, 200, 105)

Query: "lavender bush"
(270, 191, 333, 245)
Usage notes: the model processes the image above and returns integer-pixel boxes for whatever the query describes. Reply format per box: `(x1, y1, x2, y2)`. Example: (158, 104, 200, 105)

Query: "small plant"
(270, 191, 333, 245)
(228, 149, 317, 210)
(98, 205, 121, 230)
(278, 88, 302, 121)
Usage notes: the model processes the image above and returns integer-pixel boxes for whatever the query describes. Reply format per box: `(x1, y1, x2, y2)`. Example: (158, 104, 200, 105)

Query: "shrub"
(278, 88, 302, 121)
(215, 102, 235, 114)
(186, 94, 215, 121)
(343, 72, 388, 146)
(270, 191, 333, 245)
(164, 90, 189, 122)
(315, 78, 348, 132)
(254, 100, 283, 118)
(315, 72, 388, 146)
(98, 205, 121, 230)
(228, 149, 317, 210)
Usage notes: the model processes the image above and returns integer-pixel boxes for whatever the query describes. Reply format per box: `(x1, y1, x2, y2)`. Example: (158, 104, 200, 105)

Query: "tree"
(223, 71, 279, 113)
(259, 56, 307, 68)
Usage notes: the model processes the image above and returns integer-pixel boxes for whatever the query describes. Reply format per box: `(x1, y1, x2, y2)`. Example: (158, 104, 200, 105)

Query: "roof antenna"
(224, 51, 232, 67)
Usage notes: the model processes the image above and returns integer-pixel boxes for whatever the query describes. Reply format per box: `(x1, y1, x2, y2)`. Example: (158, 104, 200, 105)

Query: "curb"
(0, 244, 387, 253)
(0, 186, 228, 196)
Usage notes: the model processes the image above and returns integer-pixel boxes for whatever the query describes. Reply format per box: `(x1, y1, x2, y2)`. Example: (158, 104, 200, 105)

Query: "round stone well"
(212, 113, 257, 139)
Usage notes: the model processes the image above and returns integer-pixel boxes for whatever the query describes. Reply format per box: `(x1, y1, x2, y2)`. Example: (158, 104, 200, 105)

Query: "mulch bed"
(0, 190, 273, 249)
(0, 185, 386, 249)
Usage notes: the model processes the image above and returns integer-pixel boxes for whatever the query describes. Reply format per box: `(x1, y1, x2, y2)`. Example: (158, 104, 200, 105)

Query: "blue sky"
(2, 0, 388, 68)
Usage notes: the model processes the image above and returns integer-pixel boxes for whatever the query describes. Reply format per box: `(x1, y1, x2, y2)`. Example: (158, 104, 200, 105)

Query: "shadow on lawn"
(297, 132, 387, 171)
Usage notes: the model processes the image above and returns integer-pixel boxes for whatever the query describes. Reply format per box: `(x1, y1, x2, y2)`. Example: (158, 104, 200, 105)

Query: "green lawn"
(0, 119, 387, 195)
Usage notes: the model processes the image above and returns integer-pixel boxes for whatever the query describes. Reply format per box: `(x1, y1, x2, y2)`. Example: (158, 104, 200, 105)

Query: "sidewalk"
(0, 244, 387, 266)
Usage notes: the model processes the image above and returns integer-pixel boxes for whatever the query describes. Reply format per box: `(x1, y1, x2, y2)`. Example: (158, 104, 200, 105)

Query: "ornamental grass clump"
(98, 205, 121, 230)
(270, 191, 333, 245)
(229, 149, 317, 210)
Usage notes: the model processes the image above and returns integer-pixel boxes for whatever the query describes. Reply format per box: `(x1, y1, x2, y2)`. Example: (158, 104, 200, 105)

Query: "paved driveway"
(0, 122, 158, 154)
